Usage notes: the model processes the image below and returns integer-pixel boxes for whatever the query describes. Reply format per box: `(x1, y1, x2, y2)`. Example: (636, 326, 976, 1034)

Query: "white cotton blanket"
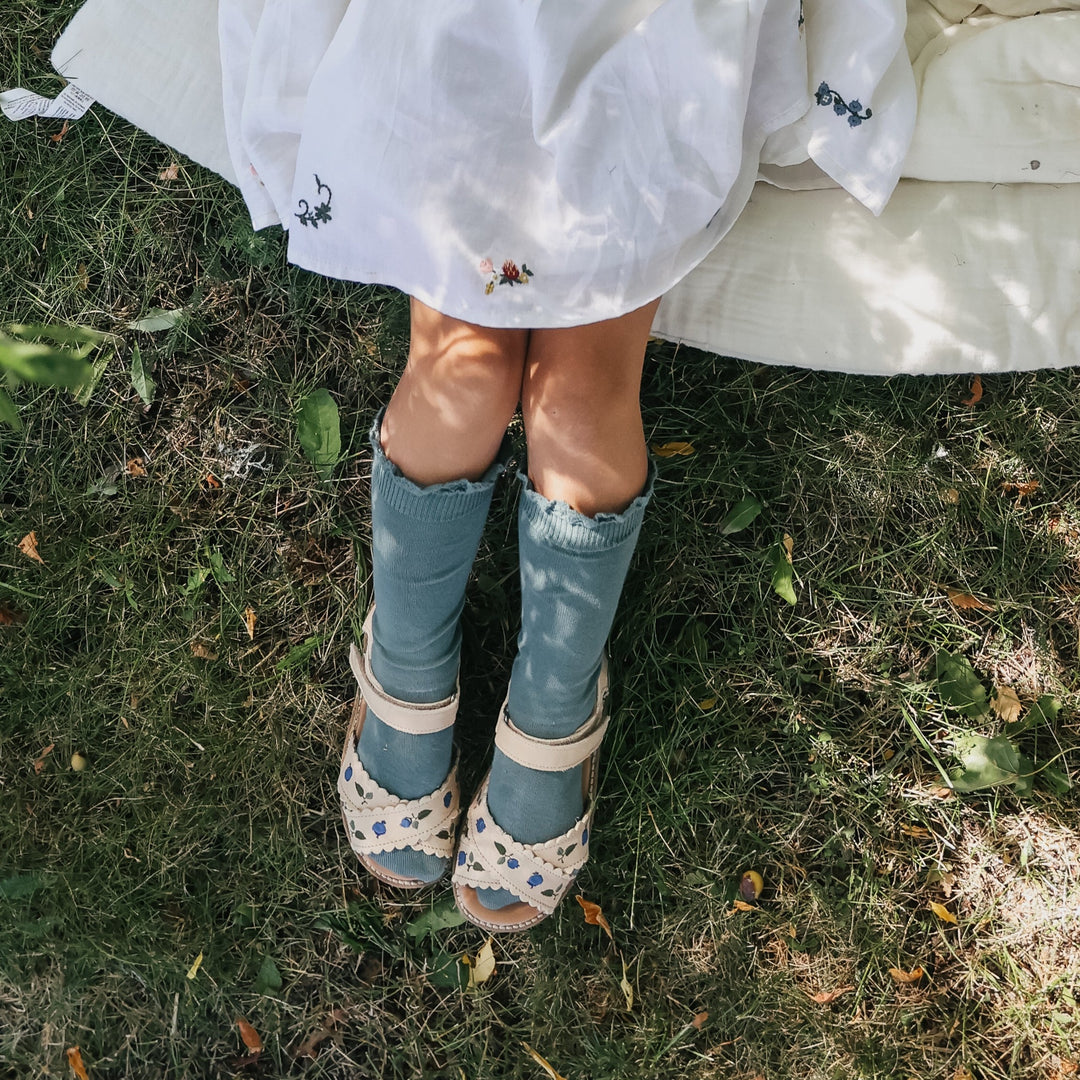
(31, 0, 1080, 373)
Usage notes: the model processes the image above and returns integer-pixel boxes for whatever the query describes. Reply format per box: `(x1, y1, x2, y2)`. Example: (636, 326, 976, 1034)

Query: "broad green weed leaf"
(252, 954, 283, 995)
(0, 387, 22, 430)
(0, 335, 93, 387)
(935, 652, 989, 718)
(1006, 694, 1059, 738)
(131, 345, 155, 405)
(426, 947, 469, 989)
(950, 732, 1021, 791)
(1013, 754, 1035, 798)
(297, 389, 341, 481)
(0, 874, 44, 900)
(1039, 763, 1073, 794)
(127, 307, 185, 333)
(208, 548, 236, 585)
(768, 535, 797, 606)
(718, 496, 762, 535)
(275, 634, 326, 672)
(405, 896, 465, 942)
(8, 323, 106, 354)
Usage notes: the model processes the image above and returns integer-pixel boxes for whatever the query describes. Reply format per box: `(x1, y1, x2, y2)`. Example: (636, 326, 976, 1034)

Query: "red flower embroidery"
(482, 256, 534, 294)
(501, 260, 521, 282)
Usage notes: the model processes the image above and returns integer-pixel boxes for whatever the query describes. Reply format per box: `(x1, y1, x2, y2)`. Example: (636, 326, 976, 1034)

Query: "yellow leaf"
(782, 533, 794, 563)
(18, 531, 45, 565)
(66, 1046, 89, 1080)
(126, 457, 147, 477)
(929, 902, 957, 925)
(466, 937, 496, 989)
(190, 641, 218, 661)
(620, 956, 634, 1011)
(158, 162, 180, 181)
(730, 899, 755, 913)
(34, 743, 55, 774)
(521, 1042, 568, 1080)
(991, 686, 1022, 725)
(889, 966, 925, 984)
(243, 607, 257, 641)
(946, 587, 994, 611)
(696, 697, 717, 711)
(186, 951, 204, 979)
(739, 871, 764, 901)
(236, 1017, 262, 1053)
(809, 986, 854, 1004)
(1001, 480, 1040, 497)
(900, 825, 931, 839)
(575, 894, 614, 942)
(940, 487, 960, 505)
(650, 441, 695, 458)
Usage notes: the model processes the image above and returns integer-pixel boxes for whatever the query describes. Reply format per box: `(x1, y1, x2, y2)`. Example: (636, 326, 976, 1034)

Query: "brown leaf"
(650, 441, 695, 458)
(929, 901, 958, 925)
(292, 1011, 347, 1061)
(243, 607, 256, 641)
(889, 966, 925, 984)
(34, 743, 55, 774)
(236, 1018, 262, 1053)
(76, 263, 89, 290)
(691, 1010, 709, 1030)
(781, 533, 794, 563)
(126, 457, 147, 477)
(991, 686, 1022, 725)
(0, 604, 26, 625)
(730, 899, 755, 913)
(961, 374, 983, 406)
(1001, 480, 1040, 497)
(576, 894, 614, 941)
(18, 531, 45, 565)
(50, 119, 70, 143)
(66, 1046, 89, 1080)
(946, 587, 994, 611)
(190, 641, 218, 661)
(940, 487, 960, 505)
(809, 986, 854, 1004)
(158, 162, 180, 181)
(521, 1042, 568, 1080)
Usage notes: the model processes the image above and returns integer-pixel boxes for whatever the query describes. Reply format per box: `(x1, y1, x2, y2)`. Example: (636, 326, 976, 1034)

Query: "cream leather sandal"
(452, 659, 610, 932)
(337, 611, 462, 889)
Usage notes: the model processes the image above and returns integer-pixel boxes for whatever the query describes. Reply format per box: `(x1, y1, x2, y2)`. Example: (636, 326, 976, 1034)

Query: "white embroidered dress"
(220, 0, 916, 328)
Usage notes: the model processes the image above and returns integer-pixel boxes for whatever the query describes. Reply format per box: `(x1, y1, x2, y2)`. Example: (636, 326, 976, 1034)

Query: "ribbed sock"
(356, 412, 505, 883)
(476, 466, 653, 909)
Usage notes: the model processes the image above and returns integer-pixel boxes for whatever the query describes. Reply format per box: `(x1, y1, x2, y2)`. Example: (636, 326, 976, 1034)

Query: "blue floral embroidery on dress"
(295, 174, 333, 227)
(815, 83, 873, 127)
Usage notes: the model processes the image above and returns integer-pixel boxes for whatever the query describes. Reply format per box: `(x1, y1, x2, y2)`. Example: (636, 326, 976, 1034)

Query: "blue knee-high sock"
(358, 412, 505, 883)
(477, 466, 653, 910)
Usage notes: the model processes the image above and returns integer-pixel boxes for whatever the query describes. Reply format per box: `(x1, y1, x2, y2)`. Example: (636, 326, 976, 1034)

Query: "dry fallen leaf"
(292, 1008, 347, 1060)
(889, 966, 925, 984)
(691, 1010, 709, 1030)
(576, 894, 614, 941)
(77, 262, 89, 290)
(697, 697, 717, 711)
(940, 487, 961, 505)
(522, 1042, 567, 1080)
(781, 533, 794, 562)
(66, 1046, 89, 1080)
(186, 951, 204, 980)
(900, 825, 931, 839)
(730, 899, 755, 913)
(190, 641, 219, 661)
(962, 374, 983, 406)
(809, 986, 854, 1004)
(929, 901, 958, 925)
(946, 587, 994, 611)
(158, 162, 180, 181)
(50, 119, 70, 144)
(0, 603, 26, 625)
(126, 458, 147, 477)
(464, 937, 496, 989)
(953, 1067, 974, 1080)
(1001, 480, 1040, 497)
(34, 743, 55, 774)
(236, 1017, 262, 1053)
(650, 440, 695, 458)
(243, 607, 256, 641)
(991, 686, 1022, 725)
(18, 531, 45, 565)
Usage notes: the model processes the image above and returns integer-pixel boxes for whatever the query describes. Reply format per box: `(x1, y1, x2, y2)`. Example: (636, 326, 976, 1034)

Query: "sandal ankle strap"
(494, 656, 610, 772)
(349, 609, 458, 735)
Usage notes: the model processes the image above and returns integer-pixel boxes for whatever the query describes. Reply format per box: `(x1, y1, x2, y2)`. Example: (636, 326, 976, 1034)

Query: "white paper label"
(0, 83, 95, 122)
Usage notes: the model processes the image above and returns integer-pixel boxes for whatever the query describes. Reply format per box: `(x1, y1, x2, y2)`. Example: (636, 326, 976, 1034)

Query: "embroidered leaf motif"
(494, 841, 506, 855)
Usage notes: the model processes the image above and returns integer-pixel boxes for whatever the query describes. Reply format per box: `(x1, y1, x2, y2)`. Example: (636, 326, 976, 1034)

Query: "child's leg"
(356, 299, 526, 883)
(473, 299, 661, 912)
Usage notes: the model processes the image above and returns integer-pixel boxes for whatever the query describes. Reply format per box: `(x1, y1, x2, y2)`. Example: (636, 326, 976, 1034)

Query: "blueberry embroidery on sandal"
(443, 790, 453, 808)
(815, 83, 873, 127)
(295, 174, 333, 228)
(372, 821, 386, 837)
(344, 765, 353, 782)
(480, 258, 533, 294)
(527, 873, 544, 887)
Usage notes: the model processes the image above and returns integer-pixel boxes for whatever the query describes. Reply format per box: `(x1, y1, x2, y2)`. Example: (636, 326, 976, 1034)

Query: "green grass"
(2, 7, 1080, 1078)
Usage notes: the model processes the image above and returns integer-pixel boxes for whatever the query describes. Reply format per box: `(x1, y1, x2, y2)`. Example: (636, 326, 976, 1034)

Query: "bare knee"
(382, 299, 527, 484)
